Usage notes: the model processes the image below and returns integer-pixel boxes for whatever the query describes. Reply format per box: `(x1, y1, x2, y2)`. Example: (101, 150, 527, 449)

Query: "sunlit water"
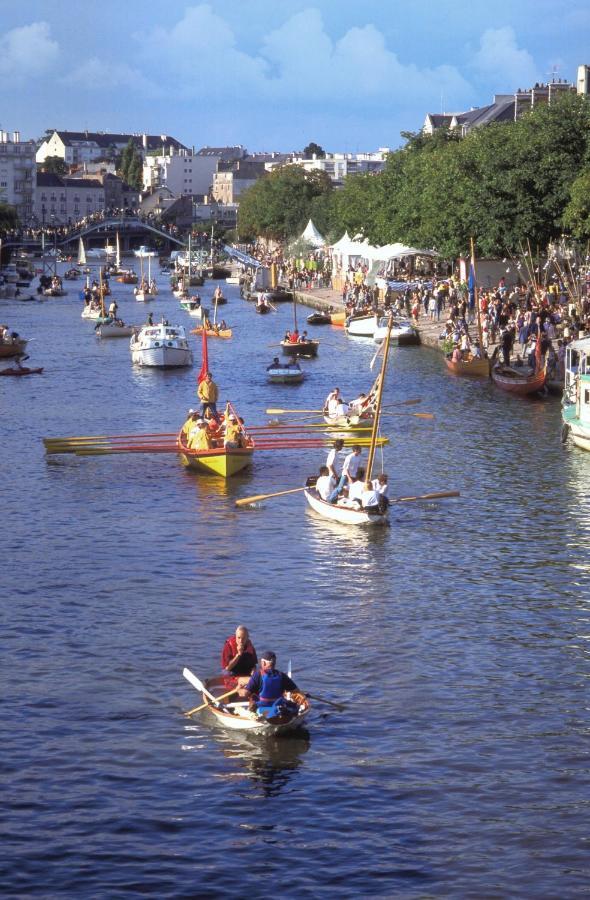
(2, 265, 590, 897)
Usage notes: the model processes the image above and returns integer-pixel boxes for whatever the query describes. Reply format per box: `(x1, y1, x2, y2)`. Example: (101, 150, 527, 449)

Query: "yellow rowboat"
(444, 355, 490, 377)
(330, 311, 346, 326)
(178, 444, 254, 476)
(190, 326, 232, 339)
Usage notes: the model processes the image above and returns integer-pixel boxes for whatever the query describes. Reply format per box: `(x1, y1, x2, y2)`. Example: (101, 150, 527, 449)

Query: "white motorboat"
(562, 337, 590, 451)
(304, 488, 388, 526)
(130, 322, 193, 368)
(82, 303, 109, 321)
(180, 296, 206, 318)
(373, 317, 419, 345)
(345, 313, 379, 337)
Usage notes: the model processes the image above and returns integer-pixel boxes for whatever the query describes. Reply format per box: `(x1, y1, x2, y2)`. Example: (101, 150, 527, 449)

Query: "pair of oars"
(236, 487, 460, 508)
(265, 398, 423, 415)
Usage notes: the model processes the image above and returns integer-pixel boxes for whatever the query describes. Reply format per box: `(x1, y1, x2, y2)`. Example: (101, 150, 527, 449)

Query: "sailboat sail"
(77, 238, 87, 266)
(115, 232, 120, 270)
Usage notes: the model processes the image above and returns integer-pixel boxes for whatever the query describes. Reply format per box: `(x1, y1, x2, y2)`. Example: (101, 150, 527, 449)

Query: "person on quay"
(198, 371, 219, 421)
(244, 651, 300, 718)
(221, 625, 258, 693)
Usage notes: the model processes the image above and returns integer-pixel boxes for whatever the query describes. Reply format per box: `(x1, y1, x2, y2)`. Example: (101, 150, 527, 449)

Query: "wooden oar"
(235, 486, 309, 507)
(305, 693, 346, 711)
(183, 668, 224, 707)
(381, 412, 434, 419)
(266, 399, 423, 415)
(184, 686, 237, 717)
(391, 490, 460, 503)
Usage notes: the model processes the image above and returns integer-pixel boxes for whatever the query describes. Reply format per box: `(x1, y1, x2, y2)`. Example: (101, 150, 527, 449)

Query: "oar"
(391, 490, 460, 503)
(305, 693, 346, 711)
(235, 486, 308, 507)
(184, 686, 237, 717)
(266, 407, 324, 414)
(183, 668, 226, 707)
(380, 412, 434, 419)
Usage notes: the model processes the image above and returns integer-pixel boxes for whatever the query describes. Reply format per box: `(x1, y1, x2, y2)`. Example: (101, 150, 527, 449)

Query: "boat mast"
(471, 237, 484, 352)
(188, 232, 192, 285)
(115, 232, 120, 270)
(365, 314, 393, 482)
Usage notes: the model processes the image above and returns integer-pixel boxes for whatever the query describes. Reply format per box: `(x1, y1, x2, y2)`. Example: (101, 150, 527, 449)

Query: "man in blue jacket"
(244, 651, 300, 719)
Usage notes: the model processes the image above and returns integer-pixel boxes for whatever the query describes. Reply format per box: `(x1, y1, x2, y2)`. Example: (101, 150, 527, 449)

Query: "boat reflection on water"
(215, 729, 311, 798)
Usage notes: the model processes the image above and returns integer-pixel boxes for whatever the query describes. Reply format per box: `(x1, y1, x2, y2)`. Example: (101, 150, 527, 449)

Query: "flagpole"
(470, 238, 484, 352)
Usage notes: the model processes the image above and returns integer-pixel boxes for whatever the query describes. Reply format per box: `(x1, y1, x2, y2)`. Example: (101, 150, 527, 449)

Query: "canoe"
(177, 429, 254, 476)
(304, 488, 388, 526)
(202, 675, 311, 734)
(281, 339, 319, 358)
(491, 363, 546, 396)
(307, 312, 332, 325)
(445, 355, 490, 377)
(0, 365, 43, 376)
(190, 326, 232, 339)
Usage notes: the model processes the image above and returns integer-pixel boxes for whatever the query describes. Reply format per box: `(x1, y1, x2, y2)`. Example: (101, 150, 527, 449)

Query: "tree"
(118, 138, 144, 189)
(0, 202, 18, 230)
(238, 165, 333, 241)
(39, 156, 68, 177)
(563, 168, 590, 239)
(303, 142, 326, 159)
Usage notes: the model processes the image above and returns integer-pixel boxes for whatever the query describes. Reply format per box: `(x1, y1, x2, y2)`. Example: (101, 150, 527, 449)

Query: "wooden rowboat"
(177, 425, 254, 476)
(0, 365, 43, 376)
(445, 355, 490, 377)
(281, 339, 319, 358)
(190, 326, 232, 339)
(304, 488, 388, 526)
(202, 675, 311, 734)
(490, 363, 546, 396)
(0, 339, 28, 358)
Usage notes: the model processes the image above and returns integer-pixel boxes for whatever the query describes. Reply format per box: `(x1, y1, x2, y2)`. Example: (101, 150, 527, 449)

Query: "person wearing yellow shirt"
(197, 371, 219, 420)
(188, 420, 212, 451)
(223, 415, 241, 448)
(180, 409, 197, 445)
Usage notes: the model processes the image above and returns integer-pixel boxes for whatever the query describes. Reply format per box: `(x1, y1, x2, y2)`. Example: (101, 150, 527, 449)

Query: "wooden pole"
(366, 315, 393, 482)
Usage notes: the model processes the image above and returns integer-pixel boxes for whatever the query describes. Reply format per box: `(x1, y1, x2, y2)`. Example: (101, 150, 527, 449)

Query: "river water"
(2, 265, 590, 898)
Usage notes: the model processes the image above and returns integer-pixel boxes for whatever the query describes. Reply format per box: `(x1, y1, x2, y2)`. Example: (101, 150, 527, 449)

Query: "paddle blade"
(183, 667, 205, 694)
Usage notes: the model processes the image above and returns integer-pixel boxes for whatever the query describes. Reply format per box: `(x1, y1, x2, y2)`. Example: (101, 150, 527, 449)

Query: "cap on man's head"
(261, 651, 276, 664)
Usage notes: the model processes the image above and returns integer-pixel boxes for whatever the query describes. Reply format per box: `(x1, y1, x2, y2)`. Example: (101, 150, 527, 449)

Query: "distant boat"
(77, 238, 87, 267)
(134, 246, 157, 258)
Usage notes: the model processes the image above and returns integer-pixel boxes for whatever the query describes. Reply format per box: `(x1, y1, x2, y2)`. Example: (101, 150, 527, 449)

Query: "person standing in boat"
(244, 651, 299, 718)
(325, 438, 344, 482)
(222, 625, 258, 690)
(329, 446, 363, 501)
(198, 371, 219, 421)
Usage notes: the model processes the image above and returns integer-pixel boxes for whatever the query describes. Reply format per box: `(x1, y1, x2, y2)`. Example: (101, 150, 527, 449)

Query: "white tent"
(300, 219, 326, 248)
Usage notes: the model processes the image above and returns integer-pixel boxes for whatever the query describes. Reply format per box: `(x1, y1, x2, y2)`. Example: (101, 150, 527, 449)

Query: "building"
(280, 150, 390, 184)
(211, 159, 267, 204)
(143, 148, 219, 197)
(0, 130, 36, 224)
(423, 74, 585, 137)
(35, 173, 105, 225)
(36, 131, 188, 167)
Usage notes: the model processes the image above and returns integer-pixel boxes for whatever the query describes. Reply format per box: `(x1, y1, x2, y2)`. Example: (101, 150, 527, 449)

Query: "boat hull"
(97, 323, 135, 338)
(203, 677, 310, 734)
(281, 340, 319, 358)
(255, 304, 271, 314)
(445, 356, 490, 377)
(491, 365, 546, 395)
(323, 414, 374, 431)
(0, 366, 43, 376)
(131, 346, 193, 367)
(0, 340, 27, 358)
(179, 447, 253, 476)
(304, 489, 388, 526)
(267, 368, 304, 383)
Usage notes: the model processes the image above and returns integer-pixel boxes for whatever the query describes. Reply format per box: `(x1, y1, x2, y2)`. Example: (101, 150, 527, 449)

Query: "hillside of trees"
(237, 94, 590, 257)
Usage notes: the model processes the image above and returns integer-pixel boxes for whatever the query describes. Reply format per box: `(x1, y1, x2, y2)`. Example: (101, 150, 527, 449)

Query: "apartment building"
(0, 130, 36, 223)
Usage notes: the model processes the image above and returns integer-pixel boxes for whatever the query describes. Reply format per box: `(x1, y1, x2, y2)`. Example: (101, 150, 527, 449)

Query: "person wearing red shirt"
(221, 626, 258, 691)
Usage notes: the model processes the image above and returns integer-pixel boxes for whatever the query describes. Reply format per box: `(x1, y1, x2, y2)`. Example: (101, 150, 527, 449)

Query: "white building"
(273, 150, 390, 184)
(0, 130, 36, 224)
(35, 173, 105, 225)
(36, 131, 188, 167)
(143, 149, 218, 197)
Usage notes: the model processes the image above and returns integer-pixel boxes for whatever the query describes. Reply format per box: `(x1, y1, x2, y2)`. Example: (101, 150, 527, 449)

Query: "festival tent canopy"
(300, 219, 326, 248)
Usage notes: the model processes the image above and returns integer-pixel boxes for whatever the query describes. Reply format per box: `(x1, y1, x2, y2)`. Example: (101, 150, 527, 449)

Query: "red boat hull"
(491, 365, 546, 395)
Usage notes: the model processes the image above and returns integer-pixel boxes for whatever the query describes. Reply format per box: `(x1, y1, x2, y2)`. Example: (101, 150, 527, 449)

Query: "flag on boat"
(197, 329, 209, 383)
(468, 242, 477, 311)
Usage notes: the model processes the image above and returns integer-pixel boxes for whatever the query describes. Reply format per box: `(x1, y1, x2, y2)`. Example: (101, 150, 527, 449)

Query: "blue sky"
(1, 1, 589, 152)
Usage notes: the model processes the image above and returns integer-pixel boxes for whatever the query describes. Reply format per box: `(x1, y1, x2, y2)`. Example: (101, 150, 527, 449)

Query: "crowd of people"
(312, 437, 389, 514)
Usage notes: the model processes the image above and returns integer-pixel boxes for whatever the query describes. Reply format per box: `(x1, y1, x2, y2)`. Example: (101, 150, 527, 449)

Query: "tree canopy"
(303, 142, 326, 159)
(39, 156, 68, 178)
(0, 202, 18, 230)
(237, 165, 333, 241)
(117, 139, 143, 191)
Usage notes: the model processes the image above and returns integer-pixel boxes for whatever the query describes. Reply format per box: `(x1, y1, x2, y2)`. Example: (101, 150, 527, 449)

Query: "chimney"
(13, 130, 20, 143)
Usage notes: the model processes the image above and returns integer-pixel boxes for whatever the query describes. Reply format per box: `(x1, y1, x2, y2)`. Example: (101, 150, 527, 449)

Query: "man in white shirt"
(347, 468, 366, 505)
(324, 388, 341, 416)
(330, 446, 363, 502)
(315, 466, 336, 501)
(325, 439, 344, 480)
(361, 481, 381, 510)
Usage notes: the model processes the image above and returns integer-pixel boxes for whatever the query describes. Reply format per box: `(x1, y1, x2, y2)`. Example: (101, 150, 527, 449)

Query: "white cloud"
(0, 21, 58, 77)
(133, 4, 472, 111)
(471, 27, 539, 90)
(62, 58, 159, 95)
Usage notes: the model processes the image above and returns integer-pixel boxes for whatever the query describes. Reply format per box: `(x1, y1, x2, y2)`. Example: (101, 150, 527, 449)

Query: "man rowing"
(244, 651, 300, 719)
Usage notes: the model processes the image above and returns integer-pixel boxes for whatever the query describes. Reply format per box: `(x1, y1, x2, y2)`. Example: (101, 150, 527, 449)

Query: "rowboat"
(281, 339, 319, 358)
(177, 422, 254, 476)
(191, 326, 232, 339)
(304, 488, 388, 526)
(0, 337, 28, 358)
(445, 355, 490, 377)
(96, 321, 136, 338)
(490, 362, 546, 396)
(267, 362, 305, 384)
(0, 364, 43, 376)
(116, 270, 138, 284)
(307, 311, 332, 325)
(81, 304, 109, 321)
(323, 412, 375, 430)
(201, 675, 311, 734)
(255, 302, 271, 314)
(180, 297, 206, 318)
(130, 323, 193, 368)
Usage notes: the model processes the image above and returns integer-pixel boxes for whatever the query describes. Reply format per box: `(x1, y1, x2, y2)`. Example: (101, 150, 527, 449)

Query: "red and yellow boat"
(177, 409, 254, 477)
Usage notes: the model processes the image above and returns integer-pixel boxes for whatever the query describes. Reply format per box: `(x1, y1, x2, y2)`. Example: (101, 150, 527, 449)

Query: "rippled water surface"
(2, 268, 590, 898)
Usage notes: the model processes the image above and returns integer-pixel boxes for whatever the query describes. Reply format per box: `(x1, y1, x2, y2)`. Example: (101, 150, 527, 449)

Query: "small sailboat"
(77, 238, 87, 267)
(134, 254, 154, 302)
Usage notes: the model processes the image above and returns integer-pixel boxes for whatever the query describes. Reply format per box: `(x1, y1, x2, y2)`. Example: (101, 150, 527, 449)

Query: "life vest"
(259, 670, 283, 703)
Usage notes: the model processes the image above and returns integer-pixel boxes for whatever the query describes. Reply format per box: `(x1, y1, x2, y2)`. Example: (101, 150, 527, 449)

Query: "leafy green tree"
(39, 156, 68, 177)
(563, 168, 590, 239)
(238, 165, 333, 241)
(0, 202, 17, 230)
(303, 142, 326, 159)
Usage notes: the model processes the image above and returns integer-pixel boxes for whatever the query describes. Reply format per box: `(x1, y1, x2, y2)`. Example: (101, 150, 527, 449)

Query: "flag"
(468, 252, 476, 311)
(197, 329, 208, 384)
(535, 323, 542, 372)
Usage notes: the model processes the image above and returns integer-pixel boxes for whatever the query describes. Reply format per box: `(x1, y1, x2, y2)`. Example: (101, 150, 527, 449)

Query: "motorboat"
(373, 317, 420, 346)
(130, 322, 193, 368)
(562, 337, 590, 450)
(180, 296, 205, 318)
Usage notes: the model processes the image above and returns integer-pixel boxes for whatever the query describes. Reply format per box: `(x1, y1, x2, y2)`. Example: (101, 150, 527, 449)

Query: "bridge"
(1, 216, 189, 258)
